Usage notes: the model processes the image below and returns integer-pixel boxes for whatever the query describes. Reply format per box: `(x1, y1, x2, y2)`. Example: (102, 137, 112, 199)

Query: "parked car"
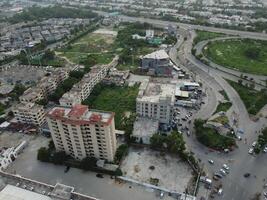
(218, 188, 223, 195)
(244, 173, 250, 178)
(96, 174, 104, 178)
(252, 141, 257, 147)
(263, 147, 267, 153)
(248, 148, 254, 154)
(219, 169, 227, 176)
(214, 173, 223, 179)
(222, 164, 230, 171)
(208, 159, 214, 164)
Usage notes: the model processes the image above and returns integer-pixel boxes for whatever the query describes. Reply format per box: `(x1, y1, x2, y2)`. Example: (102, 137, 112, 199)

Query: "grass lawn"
(204, 39, 267, 75)
(227, 79, 267, 115)
(193, 30, 226, 44)
(194, 119, 236, 150)
(214, 102, 232, 114)
(83, 84, 139, 129)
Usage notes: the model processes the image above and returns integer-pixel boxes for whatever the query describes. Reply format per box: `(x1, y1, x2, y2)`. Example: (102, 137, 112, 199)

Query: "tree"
(43, 50, 55, 60)
(80, 157, 97, 170)
(51, 151, 67, 165)
(114, 144, 128, 163)
(37, 147, 50, 162)
(69, 70, 85, 79)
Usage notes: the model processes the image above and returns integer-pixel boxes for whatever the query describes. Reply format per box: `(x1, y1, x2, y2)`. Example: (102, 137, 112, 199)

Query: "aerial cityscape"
(0, 0, 267, 200)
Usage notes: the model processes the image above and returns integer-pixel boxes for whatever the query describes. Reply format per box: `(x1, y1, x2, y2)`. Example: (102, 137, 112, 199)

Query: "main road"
(95, 10, 267, 41)
(175, 26, 267, 200)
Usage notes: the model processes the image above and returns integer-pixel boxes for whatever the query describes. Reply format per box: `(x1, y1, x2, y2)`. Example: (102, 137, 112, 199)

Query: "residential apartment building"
(13, 102, 46, 126)
(136, 80, 175, 124)
(19, 87, 45, 104)
(59, 56, 118, 107)
(19, 68, 69, 104)
(46, 105, 117, 161)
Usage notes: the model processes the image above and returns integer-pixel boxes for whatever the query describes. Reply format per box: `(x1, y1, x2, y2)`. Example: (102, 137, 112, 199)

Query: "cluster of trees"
(150, 132, 186, 154)
(37, 140, 122, 176)
(254, 127, 267, 154)
(194, 119, 236, 150)
(8, 84, 27, 101)
(244, 47, 261, 60)
(8, 6, 97, 24)
(115, 23, 154, 65)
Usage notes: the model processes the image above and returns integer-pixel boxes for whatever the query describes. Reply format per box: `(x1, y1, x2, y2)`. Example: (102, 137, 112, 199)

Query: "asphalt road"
(177, 28, 267, 200)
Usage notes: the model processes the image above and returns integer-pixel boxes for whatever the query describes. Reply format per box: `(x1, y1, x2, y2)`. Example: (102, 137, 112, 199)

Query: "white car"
(248, 148, 254, 154)
(208, 159, 214, 164)
(219, 169, 227, 176)
(218, 188, 223, 195)
(222, 164, 230, 171)
(263, 147, 267, 153)
(252, 141, 257, 147)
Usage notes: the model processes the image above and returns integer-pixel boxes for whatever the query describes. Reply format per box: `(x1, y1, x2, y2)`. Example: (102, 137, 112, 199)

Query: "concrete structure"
(141, 50, 173, 77)
(19, 68, 69, 104)
(46, 105, 117, 161)
(13, 102, 46, 126)
(60, 57, 118, 107)
(136, 80, 175, 124)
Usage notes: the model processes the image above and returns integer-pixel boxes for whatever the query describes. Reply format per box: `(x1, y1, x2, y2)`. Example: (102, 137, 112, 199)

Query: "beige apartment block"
(46, 105, 117, 162)
(13, 102, 46, 126)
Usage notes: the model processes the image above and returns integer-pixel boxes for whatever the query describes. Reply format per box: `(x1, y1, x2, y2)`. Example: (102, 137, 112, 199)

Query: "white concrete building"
(13, 102, 46, 126)
(136, 80, 175, 124)
(46, 105, 117, 161)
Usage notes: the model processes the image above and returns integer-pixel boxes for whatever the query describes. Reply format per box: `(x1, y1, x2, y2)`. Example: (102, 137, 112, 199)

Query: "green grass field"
(58, 31, 116, 66)
(227, 79, 267, 115)
(194, 30, 226, 44)
(204, 39, 267, 75)
(83, 84, 139, 129)
(214, 102, 232, 114)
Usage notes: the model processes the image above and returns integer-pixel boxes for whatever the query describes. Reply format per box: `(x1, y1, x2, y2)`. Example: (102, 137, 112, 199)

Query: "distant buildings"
(46, 105, 117, 161)
(141, 49, 173, 77)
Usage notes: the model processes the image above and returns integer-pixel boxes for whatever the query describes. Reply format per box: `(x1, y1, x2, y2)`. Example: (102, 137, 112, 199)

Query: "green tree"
(37, 147, 50, 162)
(114, 144, 128, 163)
(80, 157, 97, 170)
(51, 151, 67, 165)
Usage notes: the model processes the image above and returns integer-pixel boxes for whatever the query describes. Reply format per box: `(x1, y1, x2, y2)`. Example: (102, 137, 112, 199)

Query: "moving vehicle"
(244, 173, 250, 178)
(263, 147, 267, 153)
(160, 192, 164, 199)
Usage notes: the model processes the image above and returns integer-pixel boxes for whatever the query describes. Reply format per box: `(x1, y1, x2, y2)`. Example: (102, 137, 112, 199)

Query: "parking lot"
(5, 135, 178, 200)
(120, 147, 193, 193)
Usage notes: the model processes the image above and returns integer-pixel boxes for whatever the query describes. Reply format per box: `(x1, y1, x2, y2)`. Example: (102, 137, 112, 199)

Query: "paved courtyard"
(120, 147, 193, 193)
(5, 135, 176, 200)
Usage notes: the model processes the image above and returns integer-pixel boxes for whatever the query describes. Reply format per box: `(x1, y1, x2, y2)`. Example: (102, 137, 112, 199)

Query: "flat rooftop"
(47, 105, 114, 126)
(137, 82, 175, 103)
(133, 118, 159, 137)
(0, 184, 52, 200)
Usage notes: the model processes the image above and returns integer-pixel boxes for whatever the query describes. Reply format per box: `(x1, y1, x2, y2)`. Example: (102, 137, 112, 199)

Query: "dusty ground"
(120, 147, 193, 193)
(0, 131, 34, 148)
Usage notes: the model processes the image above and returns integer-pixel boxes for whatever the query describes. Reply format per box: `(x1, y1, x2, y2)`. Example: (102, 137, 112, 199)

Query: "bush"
(50, 151, 67, 165)
(80, 157, 97, 170)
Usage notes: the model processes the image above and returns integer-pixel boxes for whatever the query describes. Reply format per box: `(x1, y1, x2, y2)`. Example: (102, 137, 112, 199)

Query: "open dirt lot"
(120, 147, 193, 193)
(5, 136, 176, 200)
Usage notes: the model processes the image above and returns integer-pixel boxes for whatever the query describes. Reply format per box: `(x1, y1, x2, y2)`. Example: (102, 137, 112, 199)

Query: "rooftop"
(47, 105, 114, 126)
(137, 82, 175, 103)
(0, 184, 52, 200)
(143, 49, 169, 60)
